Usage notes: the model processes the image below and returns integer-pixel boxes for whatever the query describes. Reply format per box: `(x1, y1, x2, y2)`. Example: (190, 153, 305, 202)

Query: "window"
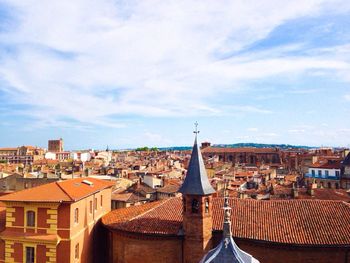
(74, 208, 79, 224)
(311, 170, 315, 176)
(183, 198, 186, 212)
(318, 170, 322, 176)
(26, 211, 35, 227)
(90, 200, 93, 214)
(25, 247, 35, 263)
(205, 199, 209, 213)
(191, 199, 199, 213)
(100, 195, 103, 207)
(325, 170, 329, 176)
(75, 243, 79, 259)
(94, 198, 97, 210)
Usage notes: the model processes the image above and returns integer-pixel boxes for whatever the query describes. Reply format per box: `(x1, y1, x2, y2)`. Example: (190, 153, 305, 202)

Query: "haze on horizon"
(0, 0, 350, 150)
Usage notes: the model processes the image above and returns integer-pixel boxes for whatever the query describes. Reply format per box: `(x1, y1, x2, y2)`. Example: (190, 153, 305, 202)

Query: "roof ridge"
(55, 181, 74, 201)
(131, 198, 171, 221)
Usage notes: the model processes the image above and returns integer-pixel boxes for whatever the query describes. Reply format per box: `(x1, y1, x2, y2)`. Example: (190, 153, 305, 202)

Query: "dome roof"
(200, 236, 259, 263)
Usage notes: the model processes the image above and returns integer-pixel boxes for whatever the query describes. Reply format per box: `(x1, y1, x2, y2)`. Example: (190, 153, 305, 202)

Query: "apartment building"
(0, 177, 114, 263)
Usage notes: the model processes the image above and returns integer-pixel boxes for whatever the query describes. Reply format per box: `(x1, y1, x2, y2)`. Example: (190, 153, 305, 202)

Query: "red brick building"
(201, 144, 281, 166)
(0, 177, 114, 263)
(48, 139, 64, 153)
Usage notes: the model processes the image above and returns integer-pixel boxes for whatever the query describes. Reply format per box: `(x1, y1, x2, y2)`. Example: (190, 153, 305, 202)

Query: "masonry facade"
(102, 136, 350, 263)
(0, 177, 113, 263)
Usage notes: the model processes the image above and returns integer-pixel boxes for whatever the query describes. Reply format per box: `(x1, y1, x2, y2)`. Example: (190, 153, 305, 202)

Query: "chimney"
(292, 183, 298, 198)
(308, 182, 315, 196)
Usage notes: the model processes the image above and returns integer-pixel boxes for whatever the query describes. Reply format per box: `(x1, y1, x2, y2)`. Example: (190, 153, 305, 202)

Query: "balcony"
(305, 173, 340, 180)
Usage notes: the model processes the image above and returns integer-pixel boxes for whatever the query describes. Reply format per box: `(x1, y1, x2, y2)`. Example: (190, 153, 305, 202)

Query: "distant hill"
(213, 143, 313, 149)
(158, 143, 314, 151)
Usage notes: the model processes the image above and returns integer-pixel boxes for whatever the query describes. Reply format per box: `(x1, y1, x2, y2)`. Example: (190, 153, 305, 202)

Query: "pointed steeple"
(179, 123, 215, 195)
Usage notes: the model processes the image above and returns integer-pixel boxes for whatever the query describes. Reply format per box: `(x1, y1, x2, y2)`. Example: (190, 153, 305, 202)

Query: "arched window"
(205, 198, 209, 213)
(26, 211, 35, 227)
(74, 208, 79, 224)
(191, 199, 199, 213)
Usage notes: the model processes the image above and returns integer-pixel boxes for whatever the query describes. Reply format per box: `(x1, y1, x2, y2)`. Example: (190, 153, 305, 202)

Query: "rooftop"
(103, 197, 350, 246)
(0, 177, 114, 203)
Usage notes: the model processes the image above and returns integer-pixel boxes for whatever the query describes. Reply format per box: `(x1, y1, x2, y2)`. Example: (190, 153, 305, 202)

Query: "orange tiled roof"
(0, 148, 17, 151)
(102, 197, 350, 245)
(157, 184, 179, 194)
(0, 177, 114, 203)
(297, 188, 350, 202)
(103, 198, 182, 236)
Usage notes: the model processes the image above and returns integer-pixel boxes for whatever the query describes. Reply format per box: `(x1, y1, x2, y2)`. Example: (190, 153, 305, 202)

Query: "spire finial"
(193, 121, 200, 135)
(223, 176, 232, 238)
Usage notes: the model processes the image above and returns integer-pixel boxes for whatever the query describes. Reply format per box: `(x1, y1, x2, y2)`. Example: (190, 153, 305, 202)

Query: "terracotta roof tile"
(103, 197, 350, 245)
(0, 177, 114, 203)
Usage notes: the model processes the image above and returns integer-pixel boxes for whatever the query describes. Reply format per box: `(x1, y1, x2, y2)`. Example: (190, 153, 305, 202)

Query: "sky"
(0, 0, 350, 150)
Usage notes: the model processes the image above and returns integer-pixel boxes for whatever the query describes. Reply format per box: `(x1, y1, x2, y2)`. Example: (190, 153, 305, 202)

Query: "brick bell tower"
(179, 123, 216, 263)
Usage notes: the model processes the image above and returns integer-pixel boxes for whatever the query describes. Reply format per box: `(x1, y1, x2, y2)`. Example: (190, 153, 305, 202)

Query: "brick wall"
(112, 233, 183, 263)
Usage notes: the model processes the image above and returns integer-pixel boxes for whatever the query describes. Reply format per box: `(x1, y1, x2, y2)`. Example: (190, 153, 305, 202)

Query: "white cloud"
(288, 129, 305, 134)
(0, 0, 350, 127)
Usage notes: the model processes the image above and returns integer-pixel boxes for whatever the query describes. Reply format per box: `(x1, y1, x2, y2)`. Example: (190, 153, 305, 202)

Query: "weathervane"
(194, 121, 200, 134)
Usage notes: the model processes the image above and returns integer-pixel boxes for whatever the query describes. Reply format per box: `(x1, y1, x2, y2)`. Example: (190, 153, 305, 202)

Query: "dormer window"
(26, 210, 35, 227)
(192, 199, 199, 213)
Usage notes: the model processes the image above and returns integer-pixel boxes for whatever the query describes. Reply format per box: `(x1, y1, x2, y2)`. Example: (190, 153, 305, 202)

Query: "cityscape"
(1, 0, 350, 263)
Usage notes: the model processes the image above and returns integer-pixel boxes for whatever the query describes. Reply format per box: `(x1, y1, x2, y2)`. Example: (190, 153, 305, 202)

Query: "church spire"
(223, 197, 232, 238)
(179, 122, 215, 195)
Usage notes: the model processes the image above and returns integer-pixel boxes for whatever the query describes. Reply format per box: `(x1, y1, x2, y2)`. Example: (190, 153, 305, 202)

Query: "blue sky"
(0, 0, 350, 150)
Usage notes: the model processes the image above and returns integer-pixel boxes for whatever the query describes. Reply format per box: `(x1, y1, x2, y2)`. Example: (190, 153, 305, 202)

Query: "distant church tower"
(179, 123, 216, 263)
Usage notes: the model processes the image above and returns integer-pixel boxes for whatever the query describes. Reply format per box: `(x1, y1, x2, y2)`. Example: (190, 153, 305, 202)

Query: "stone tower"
(179, 126, 216, 263)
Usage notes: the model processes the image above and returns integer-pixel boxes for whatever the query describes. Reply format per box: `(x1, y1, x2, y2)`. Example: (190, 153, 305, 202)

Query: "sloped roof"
(103, 197, 350, 246)
(201, 198, 259, 263)
(0, 177, 114, 203)
(179, 136, 215, 195)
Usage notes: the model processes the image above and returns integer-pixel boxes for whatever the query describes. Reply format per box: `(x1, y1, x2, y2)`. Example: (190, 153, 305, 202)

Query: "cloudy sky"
(0, 0, 350, 149)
